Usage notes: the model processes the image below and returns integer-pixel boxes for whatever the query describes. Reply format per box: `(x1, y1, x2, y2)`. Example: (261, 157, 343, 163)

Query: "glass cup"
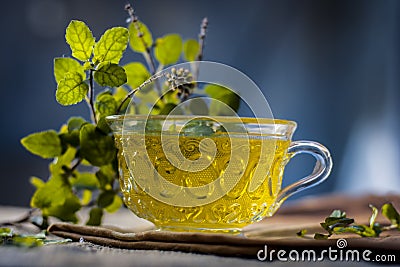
(106, 115, 332, 233)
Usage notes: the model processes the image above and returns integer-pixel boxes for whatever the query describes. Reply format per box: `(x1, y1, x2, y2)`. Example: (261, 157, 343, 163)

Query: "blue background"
(1, 0, 399, 206)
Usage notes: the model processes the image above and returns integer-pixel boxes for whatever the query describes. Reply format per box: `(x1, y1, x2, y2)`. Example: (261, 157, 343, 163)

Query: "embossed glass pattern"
(107, 115, 332, 233)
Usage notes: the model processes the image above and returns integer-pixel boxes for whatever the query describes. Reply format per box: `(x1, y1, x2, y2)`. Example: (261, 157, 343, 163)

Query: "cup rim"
(105, 114, 297, 127)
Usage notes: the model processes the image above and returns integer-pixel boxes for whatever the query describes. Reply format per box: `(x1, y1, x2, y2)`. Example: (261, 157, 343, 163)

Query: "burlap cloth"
(47, 194, 400, 259)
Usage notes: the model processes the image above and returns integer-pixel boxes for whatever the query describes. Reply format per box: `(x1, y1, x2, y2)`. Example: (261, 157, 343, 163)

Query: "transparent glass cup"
(107, 115, 332, 233)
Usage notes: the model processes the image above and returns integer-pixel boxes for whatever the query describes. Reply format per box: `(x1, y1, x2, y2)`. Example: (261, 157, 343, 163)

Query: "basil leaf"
(65, 20, 95, 61)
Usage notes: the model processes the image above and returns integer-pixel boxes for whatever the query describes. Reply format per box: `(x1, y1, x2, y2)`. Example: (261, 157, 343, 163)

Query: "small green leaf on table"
(0, 228, 13, 237)
(382, 203, 400, 229)
(296, 229, 307, 237)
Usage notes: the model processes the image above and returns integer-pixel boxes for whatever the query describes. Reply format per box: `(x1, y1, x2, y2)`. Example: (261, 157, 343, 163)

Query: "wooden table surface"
(1, 194, 399, 266)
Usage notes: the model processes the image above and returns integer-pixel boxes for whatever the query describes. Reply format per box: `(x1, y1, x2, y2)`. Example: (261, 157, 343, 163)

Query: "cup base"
(157, 225, 243, 234)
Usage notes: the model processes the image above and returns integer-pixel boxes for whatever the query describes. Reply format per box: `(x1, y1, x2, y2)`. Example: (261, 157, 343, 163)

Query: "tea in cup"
(107, 115, 332, 233)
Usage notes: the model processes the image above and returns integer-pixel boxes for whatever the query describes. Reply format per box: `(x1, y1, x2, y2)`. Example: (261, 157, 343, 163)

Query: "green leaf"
(330, 210, 346, 218)
(30, 176, 45, 189)
(31, 176, 81, 223)
(49, 147, 77, 177)
(95, 93, 118, 118)
(43, 238, 72, 245)
(67, 117, 86, 132)
(204, 84, 240, 115)
(158, 103, 183, 115)
(96, 164, 116, 190)
(7, 236, 44, 247)
(183, 39, 200, 61)
(369, 205, 379, 229)
(320, 217, 354, 233)
(94, 62, 127, 87)
(21, 130, 62, 159)
(46, 193, 81, 223)
(314, 233, 329, 240)
(97, 191, 115, 208)
(93, 27, 129, 64)
(19, 231, 46, 239)
(181, 121, 215, 136)
(154, 34, 182, 65)
(86, 207, 103, 226)
(129, 21, 153, 53)
(70, 172, 99, 190)
(135, 89, 159, 105)
(124, 62, 151, 89)
(54, 58, 85, 84)
(113, 87, 129, 113)
(65, 20, 95, 61)
(1, 230, 66, 248)
(189, 97, 209, 115)
(80, 124, 116, 166)
(59, 131, 80, 148)
(333, 225, 378, 237)
(296, 229, 307, 237)
(59, 117, 86, 148)
(31, 177, 65, 209)
(83, 61, 92, 71)
(104, 194, 123, 213)
(382, 203, 400, 228)
(96, 116, 112, 135)
(81, 190, 92, 206)
(0, 228, 13, 237)
(56, 71, 89, 106)
(113, 86, 128, 102)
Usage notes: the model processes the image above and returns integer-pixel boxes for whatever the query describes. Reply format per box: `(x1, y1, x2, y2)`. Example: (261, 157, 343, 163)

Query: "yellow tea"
(107, 115, 332, 233)
(115, 133, 291, 232)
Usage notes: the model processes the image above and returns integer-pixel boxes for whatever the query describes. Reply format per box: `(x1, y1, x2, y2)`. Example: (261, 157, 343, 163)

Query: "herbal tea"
(115, 133, 291, 231)
(107, 115, 332, 233)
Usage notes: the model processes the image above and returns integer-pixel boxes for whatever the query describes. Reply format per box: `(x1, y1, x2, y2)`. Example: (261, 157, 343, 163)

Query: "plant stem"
(88, 69, 97, 124)
(70, 158, 82, 173)
(116, 72, 166, 114)
(196, 17, 208, 61)
(194, 17, 208, 80)
(125, 3, 161, 95)
(116, 88, 139, 114)
(0, 209, 40, 228)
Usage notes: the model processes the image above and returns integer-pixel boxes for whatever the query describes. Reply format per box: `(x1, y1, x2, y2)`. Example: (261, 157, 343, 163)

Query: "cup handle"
(276, 141, 333, 206)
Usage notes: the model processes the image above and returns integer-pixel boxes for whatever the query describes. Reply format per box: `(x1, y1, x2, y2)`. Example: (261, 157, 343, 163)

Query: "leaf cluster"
(297, 203, 400, 239)
(0, 228, 70, 247)
(20, 6, 241, 227)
